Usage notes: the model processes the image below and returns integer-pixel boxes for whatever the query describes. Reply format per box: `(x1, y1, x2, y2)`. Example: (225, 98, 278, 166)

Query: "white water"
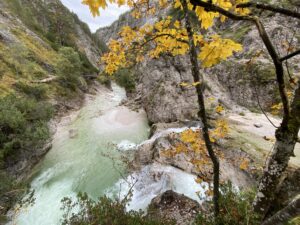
(106, 163, 209, 211)
(12, 84, 207, 225)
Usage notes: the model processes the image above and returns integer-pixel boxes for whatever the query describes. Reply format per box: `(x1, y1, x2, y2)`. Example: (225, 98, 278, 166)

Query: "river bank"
(9, 83, 149, 225)
(0, 81, 107, 223)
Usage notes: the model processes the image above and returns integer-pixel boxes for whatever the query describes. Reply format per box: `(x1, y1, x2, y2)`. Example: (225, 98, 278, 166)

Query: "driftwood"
(31, 76, 58, 83)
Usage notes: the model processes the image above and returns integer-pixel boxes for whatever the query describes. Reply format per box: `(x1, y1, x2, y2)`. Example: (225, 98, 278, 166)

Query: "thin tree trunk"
(180, 0, 220, 218)
(188, 0, 300, 217)
(254, 80, 300, 216)
(261, 195, 300, 225)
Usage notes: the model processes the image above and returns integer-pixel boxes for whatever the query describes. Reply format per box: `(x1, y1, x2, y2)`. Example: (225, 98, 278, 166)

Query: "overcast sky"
(60, 0, 129, 32)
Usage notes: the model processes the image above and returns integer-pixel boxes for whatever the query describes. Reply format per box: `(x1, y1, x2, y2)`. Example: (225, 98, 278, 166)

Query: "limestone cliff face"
(136, 56, 199, 123)
(96, 4, 300, 123)
(96, 11, 149, 43)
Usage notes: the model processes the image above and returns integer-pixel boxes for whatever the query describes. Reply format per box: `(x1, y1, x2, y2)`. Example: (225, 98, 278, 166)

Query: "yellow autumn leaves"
(199, 35, 243, 67)
(83, 0, 250, 19)
(81, 0, 107, 16)
(163, 120, 228, 181)
(100, 20, 242, 74)
(175, 0, 250, 29)
(82, 0, 247, 74)
(100, 19, 190, 74)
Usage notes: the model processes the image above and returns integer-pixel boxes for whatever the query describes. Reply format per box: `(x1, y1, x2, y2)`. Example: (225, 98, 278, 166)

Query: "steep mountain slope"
(0, 0, 105, 219)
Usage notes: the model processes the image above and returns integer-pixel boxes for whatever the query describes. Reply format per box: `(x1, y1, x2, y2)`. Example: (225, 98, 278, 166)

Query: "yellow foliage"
(180, 82, 189, 87)
(162, 124, 228, 181)
(239, 158, 249, 170)
(205, 188, 214, 197)
(84, 0, 245, 75)
(287, 91, 293, 98)
(131, 10, 141, 19)
(195, 6, 219, 29)
(215, 104, 224, 113)
(234, 0, 251, 15)
(159, 0, 168, 7)
(82, 0, 251, 20)
(180, 81, 201, 87)
(199, 35, 243, 67)
(208, 97, 215, 102)
(192, 81, 201, 86)
(181, 129, 200, 144)
(211, 119, 229, 140)
(195, 177, 203, 183)
(82, 0, 107, 16)
(271, 103, 283, 115)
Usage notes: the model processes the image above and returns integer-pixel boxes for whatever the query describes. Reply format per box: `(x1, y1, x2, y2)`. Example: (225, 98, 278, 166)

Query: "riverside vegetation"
(0, 0, 104, 220)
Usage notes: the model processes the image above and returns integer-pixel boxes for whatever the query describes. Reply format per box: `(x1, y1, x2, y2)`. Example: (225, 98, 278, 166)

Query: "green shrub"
(93, 35, 109, 53)
(97, 73, 111, 87)
(4, 0, 43, 35)
(56, 47, 82, 91)
(114, 68, 136, 92)
(15, 82, 48, 100)
(61, 193, 174, 225)
(0, 95, 53, 164)
(77, 51, 99, 74)
(288, 217, 300, 225)
(194, 182, 261, 225)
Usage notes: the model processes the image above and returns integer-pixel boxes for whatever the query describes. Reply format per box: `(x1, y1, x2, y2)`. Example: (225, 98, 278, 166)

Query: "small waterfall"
(106, 163, 209, 212)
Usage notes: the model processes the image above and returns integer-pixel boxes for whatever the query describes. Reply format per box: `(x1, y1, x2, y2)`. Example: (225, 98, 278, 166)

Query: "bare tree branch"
(236, 2, 300, 19)
(280, 49, 300, 62)
(253, 85, 278, 129)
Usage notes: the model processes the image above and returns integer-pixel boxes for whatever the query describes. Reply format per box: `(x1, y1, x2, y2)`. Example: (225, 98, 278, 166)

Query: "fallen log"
(31, 76, 58, 83)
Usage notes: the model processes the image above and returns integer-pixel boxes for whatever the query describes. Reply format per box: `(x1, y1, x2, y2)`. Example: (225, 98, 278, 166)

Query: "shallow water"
(13, 84, 149, 225)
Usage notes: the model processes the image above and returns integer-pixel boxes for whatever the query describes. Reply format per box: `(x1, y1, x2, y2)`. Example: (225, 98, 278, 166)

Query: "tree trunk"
(180, 0, 220, 218)
(254, 80, 300, 216)
(261, 195, 300, 225)
(188, 0, 300, 218)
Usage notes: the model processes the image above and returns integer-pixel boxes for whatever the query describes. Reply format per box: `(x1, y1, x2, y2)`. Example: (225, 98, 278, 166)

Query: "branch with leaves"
(236, 1, 300, 19)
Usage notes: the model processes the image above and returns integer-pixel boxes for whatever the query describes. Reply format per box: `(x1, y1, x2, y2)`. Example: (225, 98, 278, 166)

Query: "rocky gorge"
(96, 1, 300, 223)
(0, 0, 299, 224)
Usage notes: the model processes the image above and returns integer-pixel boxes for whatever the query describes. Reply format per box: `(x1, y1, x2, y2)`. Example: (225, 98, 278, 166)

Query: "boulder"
(147, 190, 201, 225)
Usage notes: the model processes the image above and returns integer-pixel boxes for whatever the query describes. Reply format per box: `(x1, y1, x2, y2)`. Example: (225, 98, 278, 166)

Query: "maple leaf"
(199, 35, 243, 67)
(239, 159, 249, 170)
(82, 0, 107, 17)
(195, 177, 203, 184)
(215, 105, 224, 113)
